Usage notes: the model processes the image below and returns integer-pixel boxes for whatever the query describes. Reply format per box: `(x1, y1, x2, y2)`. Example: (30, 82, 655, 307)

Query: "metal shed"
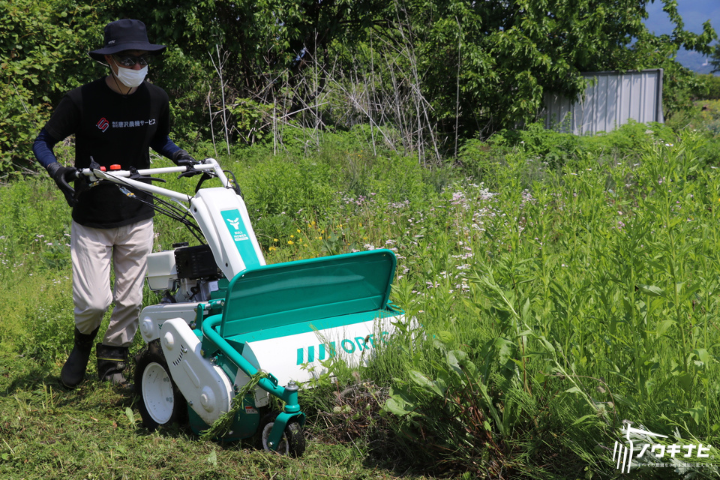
(543, 69, 664, 135)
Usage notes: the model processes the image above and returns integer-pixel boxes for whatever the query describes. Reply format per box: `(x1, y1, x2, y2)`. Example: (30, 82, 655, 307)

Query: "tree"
(710, 43, 720, 73)
(387, 0, 717, 135)
(2, 0, 717, 171)
(0, 0, 111, 171)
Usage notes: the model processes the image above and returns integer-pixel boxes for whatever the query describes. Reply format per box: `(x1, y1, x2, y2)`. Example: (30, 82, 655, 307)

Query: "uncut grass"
(285, 129, 720, 477)
(355, 131, 720, 477)
(1, 125, 719, 477)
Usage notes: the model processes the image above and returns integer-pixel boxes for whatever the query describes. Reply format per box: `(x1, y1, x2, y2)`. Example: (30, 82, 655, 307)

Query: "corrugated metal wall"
(543, 69, 664, 135)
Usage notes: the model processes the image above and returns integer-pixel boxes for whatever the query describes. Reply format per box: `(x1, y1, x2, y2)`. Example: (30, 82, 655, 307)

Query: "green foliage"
(710, 43, 720, 73)
(240, 156, 335, 245)
(376, 128, 720, 476)
(459, 120, 678, 185)
(388, 0, 717, 134)
(0, 0, 111, 171)
(383, 341, 513, 476)
(0, 351, 393, 478)
(4, 0, 717, 173)
(16, 279, 75, 363)
(694, 73, 720, 100)
(228, 99, 274, 144)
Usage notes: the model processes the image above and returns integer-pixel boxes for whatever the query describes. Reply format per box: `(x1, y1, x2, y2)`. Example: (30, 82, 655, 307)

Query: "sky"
(644, 0, 720, 73)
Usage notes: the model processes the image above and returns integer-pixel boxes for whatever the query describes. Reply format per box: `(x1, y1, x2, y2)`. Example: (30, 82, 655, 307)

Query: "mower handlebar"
(74, 158, 231, 203)
(75, 159, 220, 178)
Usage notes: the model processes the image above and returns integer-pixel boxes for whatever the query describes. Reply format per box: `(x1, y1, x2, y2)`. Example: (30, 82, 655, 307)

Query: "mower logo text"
(220, 209, 261, 269)
(296, 332, 390, 365)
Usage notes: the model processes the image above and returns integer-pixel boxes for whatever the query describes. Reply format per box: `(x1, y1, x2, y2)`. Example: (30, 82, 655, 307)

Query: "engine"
(146, 242, 222, 303)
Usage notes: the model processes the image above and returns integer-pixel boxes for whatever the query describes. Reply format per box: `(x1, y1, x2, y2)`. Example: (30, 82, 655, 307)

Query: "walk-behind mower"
(77, 159, 406, 456)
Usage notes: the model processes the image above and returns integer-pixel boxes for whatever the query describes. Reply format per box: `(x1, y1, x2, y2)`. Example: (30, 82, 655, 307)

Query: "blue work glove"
(46, 162, 77, 207)
(172, 149, 203, 178)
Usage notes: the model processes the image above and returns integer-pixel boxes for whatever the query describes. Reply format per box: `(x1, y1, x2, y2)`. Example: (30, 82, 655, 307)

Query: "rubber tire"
(134, 340, 187, 431)
(257, 412, 306, 457)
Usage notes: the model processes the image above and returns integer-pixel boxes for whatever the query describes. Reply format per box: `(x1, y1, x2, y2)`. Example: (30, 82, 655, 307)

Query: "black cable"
(122, 189, 205, 244)
(109, 175, 206, 244)
(223, 170, 243, 197)
(93, 166, 238, 246)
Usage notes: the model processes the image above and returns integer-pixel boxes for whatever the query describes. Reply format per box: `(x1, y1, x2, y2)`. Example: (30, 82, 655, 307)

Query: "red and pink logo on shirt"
(96, 117, 110, 132)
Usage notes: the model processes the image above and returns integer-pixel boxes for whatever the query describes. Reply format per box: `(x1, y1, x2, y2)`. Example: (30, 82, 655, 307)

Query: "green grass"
(0, 352, 433, 479)
(2, 120, 720, 478)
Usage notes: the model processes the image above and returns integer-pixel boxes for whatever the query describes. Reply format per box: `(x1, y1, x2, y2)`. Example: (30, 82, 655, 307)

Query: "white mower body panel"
(139, 303, 201, 343)
(240, 314, 407, 386)
(189, 188, 265, 280)
(160, 318, 233, 425)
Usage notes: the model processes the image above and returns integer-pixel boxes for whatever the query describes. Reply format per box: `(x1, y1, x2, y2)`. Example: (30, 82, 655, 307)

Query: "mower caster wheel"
(134, 340, 187, 431)
(258, 412, 305, 457)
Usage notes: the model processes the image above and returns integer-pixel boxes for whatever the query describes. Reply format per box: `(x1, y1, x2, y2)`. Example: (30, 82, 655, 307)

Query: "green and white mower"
(78, 159, 406, 456)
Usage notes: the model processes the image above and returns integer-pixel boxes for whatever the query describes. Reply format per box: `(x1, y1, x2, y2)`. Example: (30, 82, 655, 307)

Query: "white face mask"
(113, 65, 148, 88)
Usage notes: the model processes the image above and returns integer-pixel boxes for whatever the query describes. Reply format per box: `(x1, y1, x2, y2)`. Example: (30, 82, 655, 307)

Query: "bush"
(0, 0, 109, 172)
(694, 74, 720, 100)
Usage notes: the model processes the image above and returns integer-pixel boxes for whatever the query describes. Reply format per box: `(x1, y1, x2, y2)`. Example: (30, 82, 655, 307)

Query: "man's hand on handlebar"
(46, 162, 77, 207)
(172, 149, 204, 179)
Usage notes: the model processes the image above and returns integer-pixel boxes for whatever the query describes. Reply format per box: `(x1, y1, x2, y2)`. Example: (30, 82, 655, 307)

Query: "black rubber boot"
(96, 344, 130, 387)
(61, 327, 99, 389)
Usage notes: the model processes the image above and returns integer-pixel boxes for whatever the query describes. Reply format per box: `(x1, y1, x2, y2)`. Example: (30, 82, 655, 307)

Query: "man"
(32, 19, 198, 389)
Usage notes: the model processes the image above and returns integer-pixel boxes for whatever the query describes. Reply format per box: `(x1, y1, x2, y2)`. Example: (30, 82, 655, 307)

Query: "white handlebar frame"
(75, 158, 229, 203)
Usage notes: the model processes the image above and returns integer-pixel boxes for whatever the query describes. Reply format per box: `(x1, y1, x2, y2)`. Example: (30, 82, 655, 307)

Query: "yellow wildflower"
(288, 240, 294, 245)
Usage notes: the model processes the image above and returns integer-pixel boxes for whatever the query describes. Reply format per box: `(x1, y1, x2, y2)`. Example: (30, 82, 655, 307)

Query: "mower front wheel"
(134, 340, 187, 431)
(258, 412, 305, 457)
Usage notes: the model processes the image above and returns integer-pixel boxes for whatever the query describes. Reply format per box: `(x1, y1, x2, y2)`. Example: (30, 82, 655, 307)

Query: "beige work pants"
(71, 218, 153, 347)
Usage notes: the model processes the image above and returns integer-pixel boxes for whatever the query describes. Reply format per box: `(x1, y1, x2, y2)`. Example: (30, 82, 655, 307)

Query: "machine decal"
(295, 332, 390, 365)
(221, 209, 261, 269)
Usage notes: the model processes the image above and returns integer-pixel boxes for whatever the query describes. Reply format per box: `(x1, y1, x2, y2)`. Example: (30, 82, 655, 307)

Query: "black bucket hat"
(89, 19, 166, 62)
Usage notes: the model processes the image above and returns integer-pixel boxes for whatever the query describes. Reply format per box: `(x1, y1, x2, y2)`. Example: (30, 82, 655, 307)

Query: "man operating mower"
(32, 18, 199, 389)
